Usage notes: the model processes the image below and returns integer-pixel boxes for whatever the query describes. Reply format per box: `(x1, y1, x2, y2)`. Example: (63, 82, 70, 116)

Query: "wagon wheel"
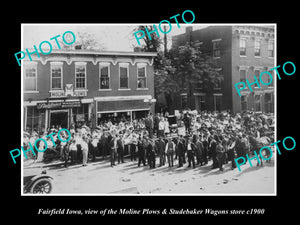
(30, 178, 53, 194)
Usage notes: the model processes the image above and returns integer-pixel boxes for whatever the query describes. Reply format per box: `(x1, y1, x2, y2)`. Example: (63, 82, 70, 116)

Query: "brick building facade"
(172, 25, 275, 113)
(23, 50, 156, 133)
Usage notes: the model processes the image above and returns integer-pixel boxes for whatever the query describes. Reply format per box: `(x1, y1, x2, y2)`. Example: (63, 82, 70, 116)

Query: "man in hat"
(108, 134, 116, 167)
(145, 114, 154, 139)
(100, 131, 107, 160)
(165, 138, 175, 167)
(116, 134, 125, 164)
(183, 113, 191, 133)
(148, 139, 156, 168)
(227, 135, 237, 169)
(137, 137, 146, 167)
(195, 135, 204, 166)
(201, 132, 209, 165)
(186, 138, 196, 168)
(81, 136, 89, 167)
(176, 136, 185, 168)
(209, 135, 219, 169)
(90, 134, 99, 162)
(216, 140, 225, 171)
(69, 139, 77, 164)
(157, 136, 166, 167)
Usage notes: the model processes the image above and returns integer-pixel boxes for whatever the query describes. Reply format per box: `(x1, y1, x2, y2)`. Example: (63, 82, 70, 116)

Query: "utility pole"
(164, 25, 167, 56)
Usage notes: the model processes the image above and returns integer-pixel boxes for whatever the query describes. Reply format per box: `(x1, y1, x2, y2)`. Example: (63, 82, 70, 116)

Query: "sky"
(22, 24, 207, 52)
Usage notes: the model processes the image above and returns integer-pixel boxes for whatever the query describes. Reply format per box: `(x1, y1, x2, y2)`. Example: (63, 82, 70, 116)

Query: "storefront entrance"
(50, 110, 69, 128)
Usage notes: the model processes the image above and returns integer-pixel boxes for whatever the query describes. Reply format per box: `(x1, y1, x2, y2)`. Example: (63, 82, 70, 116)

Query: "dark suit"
(176, 140, 185, 167)
(117, 138, 124, 164)
(157, 139, 166, 166)
(147, 143, 156, 168)
(137, 140, 146, 167)
(145, 117, 154, 138)
(187, 142, 196, 168)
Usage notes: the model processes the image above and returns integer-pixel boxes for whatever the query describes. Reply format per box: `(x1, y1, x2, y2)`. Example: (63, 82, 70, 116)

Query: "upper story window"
(137, 63, 147, 89)
(119, 63, 129, 89)
(75, 62, 87, 89)
(50, 62, 63, 90)
(240, 38, 247, 56)
(99, 62, 110, 90)
(24, 61, 37, 92)
(212, 39, 221, 58)
(254, 69, 260, 88)
(268, 40, 274, 58)
(240, 69, 247, 83)
(254, 39, 261, 57)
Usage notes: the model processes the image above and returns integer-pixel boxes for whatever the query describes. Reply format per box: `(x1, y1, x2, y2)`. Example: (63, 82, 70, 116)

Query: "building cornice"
(22, 50, 156, 66)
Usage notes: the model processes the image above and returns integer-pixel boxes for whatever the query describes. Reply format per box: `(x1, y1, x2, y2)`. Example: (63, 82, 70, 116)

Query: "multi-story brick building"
(23, 49, 157, 133)
(172, 25, 275, 113)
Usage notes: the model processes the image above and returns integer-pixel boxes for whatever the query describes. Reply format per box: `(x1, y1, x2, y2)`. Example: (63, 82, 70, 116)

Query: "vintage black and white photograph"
(21, 23, 276, 195)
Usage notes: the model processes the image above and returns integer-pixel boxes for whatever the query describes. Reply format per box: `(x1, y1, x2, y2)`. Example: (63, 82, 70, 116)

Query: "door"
(50, 110, 69, 128)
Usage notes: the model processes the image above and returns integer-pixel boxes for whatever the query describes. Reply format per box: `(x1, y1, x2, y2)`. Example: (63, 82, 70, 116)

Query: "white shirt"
(81, 141, 89, 152)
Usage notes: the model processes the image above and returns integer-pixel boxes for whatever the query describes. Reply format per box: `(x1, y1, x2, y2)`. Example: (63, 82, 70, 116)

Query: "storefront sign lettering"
(37, 102, 61, 109)
(37, 101, 81, 109)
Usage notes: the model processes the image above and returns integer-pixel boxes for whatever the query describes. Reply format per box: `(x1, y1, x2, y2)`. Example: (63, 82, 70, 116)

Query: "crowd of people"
(23, 110, 275, 171)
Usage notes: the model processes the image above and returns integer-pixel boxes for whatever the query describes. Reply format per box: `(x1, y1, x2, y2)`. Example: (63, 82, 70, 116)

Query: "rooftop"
(25, 49, 157, 57)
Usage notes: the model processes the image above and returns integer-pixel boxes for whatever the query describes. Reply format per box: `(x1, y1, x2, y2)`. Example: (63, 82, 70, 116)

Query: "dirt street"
(23, 157, 275, 195)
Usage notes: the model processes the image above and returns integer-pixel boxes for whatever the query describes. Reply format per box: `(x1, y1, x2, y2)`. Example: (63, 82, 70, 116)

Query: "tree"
(132, 26, 221, 112)
(58, 31, 105, 50)
(156, 42, 222, 111)
(133, 26, 162, 52)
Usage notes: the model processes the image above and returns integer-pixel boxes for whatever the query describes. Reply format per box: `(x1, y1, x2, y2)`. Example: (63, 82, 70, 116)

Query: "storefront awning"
(97, 99, 150, 113)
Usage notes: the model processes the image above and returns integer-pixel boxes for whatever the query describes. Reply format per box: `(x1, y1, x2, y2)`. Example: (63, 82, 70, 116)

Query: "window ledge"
(74, 89, 88, 91)
(49, 89, 63, 92)
(24, 91, 39, 93)
(118, 88, 131, 91)
(98, 89, 112, 91)
(137, 88, 149, 90)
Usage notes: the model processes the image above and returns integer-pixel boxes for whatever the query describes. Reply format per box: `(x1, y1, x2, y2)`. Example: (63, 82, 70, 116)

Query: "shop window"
(25, 106, 45, 133)
(72, 104, 89, 127)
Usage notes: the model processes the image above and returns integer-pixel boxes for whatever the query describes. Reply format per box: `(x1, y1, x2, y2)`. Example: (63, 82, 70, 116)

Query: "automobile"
(23, 169, 53, 194)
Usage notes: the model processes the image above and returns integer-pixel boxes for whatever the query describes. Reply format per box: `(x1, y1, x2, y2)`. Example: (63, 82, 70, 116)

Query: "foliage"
(155, 43, 222, 101)
(132, 25, 222, 110)
(58, 32, 104, 50)
(133, 26, 162, 52)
